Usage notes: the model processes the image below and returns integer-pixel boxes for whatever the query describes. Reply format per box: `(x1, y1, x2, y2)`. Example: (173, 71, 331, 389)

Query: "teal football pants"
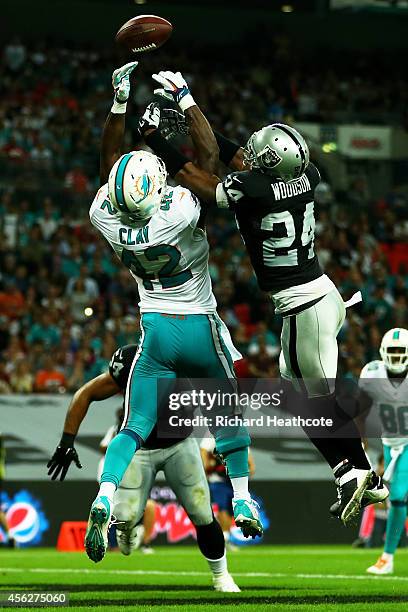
(384, 445, 408, 554)
(101, 313, 250, 488)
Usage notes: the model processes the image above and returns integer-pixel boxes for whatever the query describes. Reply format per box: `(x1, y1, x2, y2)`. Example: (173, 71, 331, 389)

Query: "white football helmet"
(379, 328, 408, 374)
(108, 150, 167, 221)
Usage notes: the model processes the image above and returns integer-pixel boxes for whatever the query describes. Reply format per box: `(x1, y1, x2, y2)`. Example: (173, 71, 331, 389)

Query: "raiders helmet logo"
(258, 144, 282, 169)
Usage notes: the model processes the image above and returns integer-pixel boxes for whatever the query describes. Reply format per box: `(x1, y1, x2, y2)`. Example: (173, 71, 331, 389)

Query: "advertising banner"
(336, 125, 392, 159)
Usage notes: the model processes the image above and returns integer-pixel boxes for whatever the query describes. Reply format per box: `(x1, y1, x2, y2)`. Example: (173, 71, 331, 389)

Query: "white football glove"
(111, 61, 138, 113)
(152, 70, 195, 112)
(139, 102, 161, 136)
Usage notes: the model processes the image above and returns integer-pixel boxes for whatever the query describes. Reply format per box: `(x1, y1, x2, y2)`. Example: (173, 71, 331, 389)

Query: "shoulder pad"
(360, 360, 382, 380)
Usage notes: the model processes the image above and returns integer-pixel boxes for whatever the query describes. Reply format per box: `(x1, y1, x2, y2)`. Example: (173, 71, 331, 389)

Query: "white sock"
(206, 552, 228, 577)
(98, 482, 116, 504)
(230, 476, 250, 501)
(223, 530, 230, 542)
(382, 552, 394, 561)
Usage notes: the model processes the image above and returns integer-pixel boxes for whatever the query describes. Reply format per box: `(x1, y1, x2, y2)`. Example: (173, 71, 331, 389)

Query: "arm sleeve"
(144, 130, 189, 177)
(213, 131, 241, 166)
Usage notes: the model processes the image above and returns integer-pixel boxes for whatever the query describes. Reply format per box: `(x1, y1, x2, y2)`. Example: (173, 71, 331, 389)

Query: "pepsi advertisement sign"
(0, 490, 49, 546)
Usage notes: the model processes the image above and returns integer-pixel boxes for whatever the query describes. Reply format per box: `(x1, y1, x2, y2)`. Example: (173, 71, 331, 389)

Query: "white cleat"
(367, 556, 394, 575)
(232, 497, 263, 538)
(116, 523, 144, 556)
(140, 544, 155, 554)
(213, 573, 241, 592)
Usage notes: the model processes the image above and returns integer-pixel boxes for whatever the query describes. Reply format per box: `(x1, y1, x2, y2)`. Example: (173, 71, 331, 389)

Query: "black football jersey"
(217, 163, 323, 293)
(109, 345, 192, 449)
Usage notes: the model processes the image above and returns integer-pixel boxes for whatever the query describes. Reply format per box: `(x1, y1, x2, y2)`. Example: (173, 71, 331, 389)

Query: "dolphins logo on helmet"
(108, 150, 167, 221)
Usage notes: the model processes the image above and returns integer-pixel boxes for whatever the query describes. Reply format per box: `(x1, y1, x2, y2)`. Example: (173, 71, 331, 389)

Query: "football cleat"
(330, 473, 389, 518)
(232, 498, 263, 538)
(367, 555, 394, 575)
(362, 474, 389, 505)
(213, 573, 241, 593)
(140, 543, 155, 554)
(329, 467, 375, 526)
(85, 496, 112, 563)
(226, 541, 240, 552)
(116, 522, 144, 556)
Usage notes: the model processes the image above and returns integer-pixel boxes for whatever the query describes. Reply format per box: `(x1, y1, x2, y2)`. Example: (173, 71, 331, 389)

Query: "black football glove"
(160, 107, 190, 140)
(47, 434, 82, 481)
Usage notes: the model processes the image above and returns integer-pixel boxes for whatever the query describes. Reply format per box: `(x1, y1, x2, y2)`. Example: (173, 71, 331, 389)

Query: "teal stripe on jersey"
(393, 330, 400, 340)
(115, 153, 133, 212)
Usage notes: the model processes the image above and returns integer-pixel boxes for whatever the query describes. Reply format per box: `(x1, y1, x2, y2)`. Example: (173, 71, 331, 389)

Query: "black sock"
(195, 517, 225, 560)
(287, 393, 370, 470)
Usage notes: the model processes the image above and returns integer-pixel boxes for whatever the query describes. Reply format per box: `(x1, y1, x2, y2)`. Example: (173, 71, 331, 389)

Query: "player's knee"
(113, 501, 136, 523)
(183, 485, 212, 526)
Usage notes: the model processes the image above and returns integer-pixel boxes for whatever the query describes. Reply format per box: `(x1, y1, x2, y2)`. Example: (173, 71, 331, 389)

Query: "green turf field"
(0, 546, 407, 611)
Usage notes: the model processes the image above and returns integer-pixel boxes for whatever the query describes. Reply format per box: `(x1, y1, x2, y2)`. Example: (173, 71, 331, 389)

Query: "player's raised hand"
(47, 444, 82, 482)
(152, 70, 196, 112)
(112, 61, 139, 103)
(138, 102, 161, 136)
(160, 108, 190, 140)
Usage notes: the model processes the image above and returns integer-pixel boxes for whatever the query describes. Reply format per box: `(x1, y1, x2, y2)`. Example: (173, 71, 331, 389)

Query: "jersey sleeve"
(358, 361, 380, 395)
(305, 162, 321, 190)
(89, 187, 118, 244)
(216, 172, 248, 209)
(109, 344, 137, 390)
(172, 187, 201, 229)
(216, 171, 275, 210)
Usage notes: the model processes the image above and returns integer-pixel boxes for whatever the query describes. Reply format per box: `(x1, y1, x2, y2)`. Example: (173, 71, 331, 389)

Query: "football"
(115, 15, 173, 54)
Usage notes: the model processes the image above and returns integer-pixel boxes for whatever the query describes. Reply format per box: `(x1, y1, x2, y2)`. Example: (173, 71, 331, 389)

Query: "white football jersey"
(359, 360, 408, 448)
(89, 184, 216, 314)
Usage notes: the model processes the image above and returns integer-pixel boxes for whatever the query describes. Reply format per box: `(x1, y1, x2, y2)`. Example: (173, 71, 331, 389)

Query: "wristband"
(145, 130, 189, 177)
(111, 99, 127, 114)
(179, 94, 196, 113)
(214, 131, 241, 166)
(60, 432, 76, 448)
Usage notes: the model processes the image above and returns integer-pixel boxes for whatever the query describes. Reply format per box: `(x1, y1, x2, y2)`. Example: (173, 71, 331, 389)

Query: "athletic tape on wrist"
(111, 99, 127, 114)
(179, 94, 196, 112)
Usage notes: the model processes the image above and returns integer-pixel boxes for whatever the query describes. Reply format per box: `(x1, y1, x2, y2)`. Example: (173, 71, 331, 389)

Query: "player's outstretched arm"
(153, 71, 245, 172)
(100, 61, 138, 186)
(140, 103, 220, 204)
(47, 373, 120, 481)
(152, 70, 219, 174)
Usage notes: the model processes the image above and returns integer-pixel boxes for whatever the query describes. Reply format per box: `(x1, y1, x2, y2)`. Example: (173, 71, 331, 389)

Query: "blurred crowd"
(0, 38, 407, 392)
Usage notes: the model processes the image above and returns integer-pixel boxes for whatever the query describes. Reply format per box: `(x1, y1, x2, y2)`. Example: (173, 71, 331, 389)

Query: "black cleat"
(330, 473, 389, 519)
(329, 466, 376, 526)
